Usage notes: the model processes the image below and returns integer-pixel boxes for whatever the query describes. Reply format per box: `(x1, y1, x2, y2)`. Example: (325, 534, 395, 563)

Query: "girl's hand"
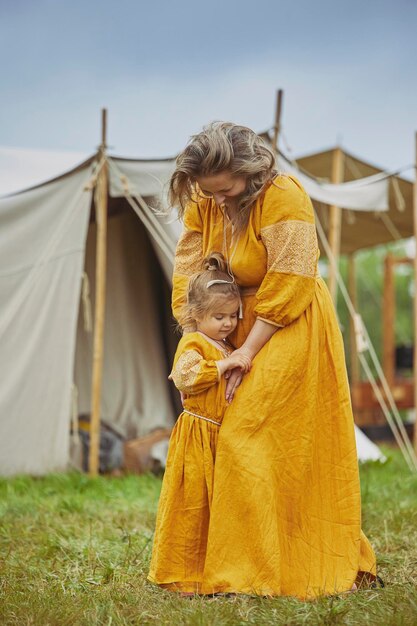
(223, 352, 252, 373)
(217, 352, 251, 377)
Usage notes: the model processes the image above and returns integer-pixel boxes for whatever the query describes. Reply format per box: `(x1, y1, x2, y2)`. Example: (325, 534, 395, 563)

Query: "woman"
(164, 122, 376, 599)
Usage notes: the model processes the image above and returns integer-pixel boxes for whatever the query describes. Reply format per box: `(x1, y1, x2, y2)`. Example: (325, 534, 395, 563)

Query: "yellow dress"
(169, 175, 376, 599)
(148, 332, 231, 592)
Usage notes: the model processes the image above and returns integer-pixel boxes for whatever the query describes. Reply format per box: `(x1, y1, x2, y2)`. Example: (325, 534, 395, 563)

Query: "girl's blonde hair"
(169, 121, 277, 235)
(180, 252, 241, 332)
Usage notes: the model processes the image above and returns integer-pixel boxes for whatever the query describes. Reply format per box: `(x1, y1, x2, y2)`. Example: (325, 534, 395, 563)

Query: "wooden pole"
(327, 147, 344, 303)
(88, 108, 108, 476)
(413, 131, 417, 453)
(347, 253, 360, 384)
(383, 253, 396, 388)
(272, 89, 283, 158)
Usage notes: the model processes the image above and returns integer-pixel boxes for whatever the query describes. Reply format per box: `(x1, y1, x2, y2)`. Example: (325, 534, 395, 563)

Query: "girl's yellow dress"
(166, 175, 376, 599)
(148, 332, 231, 592)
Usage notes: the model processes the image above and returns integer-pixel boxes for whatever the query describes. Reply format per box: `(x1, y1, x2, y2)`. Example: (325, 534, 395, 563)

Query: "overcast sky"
(1, 0, 416, 175)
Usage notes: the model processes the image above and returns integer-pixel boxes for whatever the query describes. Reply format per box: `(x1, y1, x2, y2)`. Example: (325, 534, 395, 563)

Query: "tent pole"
(88, 108, 108, 476)
(327, 146, 344, 304)
(347, 253, 360, 384)
(383, 254, 395, 388)
(413, 131, 417, 453)
(272, 89, 283, 158)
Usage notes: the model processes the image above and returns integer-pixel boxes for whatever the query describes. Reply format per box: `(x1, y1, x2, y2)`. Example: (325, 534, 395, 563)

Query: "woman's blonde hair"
(169, 122, 277, 234)
(180, 252, 241, 333)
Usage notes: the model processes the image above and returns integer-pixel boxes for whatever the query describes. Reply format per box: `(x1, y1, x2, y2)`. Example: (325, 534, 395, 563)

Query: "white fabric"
(355, 426, 386, 463)
(74, 211, 175, 439)
(109, 156, 175, 199)
(0, 146, 90, 197)
(110, 153, 390, 213)
(0, 146, 390, 213)
(277, 154, 389, 212)
(0, 166, 92, 476)
(109, 157, 182, 283)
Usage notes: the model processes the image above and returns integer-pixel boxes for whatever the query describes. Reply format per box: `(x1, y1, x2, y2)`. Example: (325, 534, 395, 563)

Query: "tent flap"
(0, 166, 93, 475)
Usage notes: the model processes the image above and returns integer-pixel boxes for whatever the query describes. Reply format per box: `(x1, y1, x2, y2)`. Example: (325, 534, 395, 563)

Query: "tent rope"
(315, 208, 417, 472)
(353, 313, 416, 471)
(378, 212, 403, 241)
(107, 158, 176, 265)
(81, 271, 93, 333)
(391, 177, 406, 212)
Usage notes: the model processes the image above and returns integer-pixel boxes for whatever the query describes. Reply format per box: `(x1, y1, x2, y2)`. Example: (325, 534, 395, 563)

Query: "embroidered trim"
(183, 410, 221, 426)
(174, 230, 203, 276)
(261, 220, 318, 278)
(171, 349, 203, 392)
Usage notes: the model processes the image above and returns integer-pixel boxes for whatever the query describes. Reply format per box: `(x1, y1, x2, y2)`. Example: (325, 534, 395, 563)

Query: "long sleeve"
(170, 335, 220, 395)
(171, 200, 205, 325)
(254, 176, 319, 327)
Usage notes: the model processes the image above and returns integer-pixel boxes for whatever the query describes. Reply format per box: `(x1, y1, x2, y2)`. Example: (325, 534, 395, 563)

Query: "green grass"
(1, 448, 417, 625)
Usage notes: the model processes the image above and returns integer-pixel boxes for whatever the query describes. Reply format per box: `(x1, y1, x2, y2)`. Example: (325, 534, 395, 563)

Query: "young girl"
(148, 252, 251, 595)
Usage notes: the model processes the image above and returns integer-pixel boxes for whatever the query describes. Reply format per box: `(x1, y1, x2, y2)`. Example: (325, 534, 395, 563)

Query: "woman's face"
(195, 172, 246, 207)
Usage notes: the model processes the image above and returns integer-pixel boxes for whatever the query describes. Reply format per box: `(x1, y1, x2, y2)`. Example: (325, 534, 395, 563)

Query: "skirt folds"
(148, 413, 220, 592)
(201, 279, 376, 598)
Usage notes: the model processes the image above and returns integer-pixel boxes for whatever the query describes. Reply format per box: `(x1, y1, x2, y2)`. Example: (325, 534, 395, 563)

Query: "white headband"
(206, 278, 235, 288)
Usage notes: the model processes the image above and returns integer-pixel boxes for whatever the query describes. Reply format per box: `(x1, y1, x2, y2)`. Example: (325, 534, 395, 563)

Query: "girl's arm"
(216, 352, 252, 376)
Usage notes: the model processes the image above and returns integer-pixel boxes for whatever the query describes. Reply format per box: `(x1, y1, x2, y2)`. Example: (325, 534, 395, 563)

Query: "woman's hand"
(223, 347, 254, 403)
(225, 367, 243, 403)
(223, 320, 279, 402)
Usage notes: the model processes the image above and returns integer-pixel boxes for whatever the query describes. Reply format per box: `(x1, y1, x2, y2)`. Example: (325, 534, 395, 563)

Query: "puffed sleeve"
(254, 175, 319, 327)
(170, 335, 220, 395)
(171, 200, 205, 324)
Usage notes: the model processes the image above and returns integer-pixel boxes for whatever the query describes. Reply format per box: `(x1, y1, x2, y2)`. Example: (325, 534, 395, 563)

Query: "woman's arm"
(237, 318, 279, 360)
(172, 202, 204, 325)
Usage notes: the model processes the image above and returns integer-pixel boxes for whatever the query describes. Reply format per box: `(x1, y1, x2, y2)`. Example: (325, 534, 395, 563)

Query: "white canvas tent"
(0, 150, 181, 476)
(0, 145, 389, 476)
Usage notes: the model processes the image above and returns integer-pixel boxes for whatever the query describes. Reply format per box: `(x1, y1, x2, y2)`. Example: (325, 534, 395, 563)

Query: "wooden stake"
(88, 108, 108, 476)
(413, 131, 417, 453)
(383, 254, 395, 388)
(272, 89, 283, 158)
(327, 147, 344, 303)
(347, 254, 360, 384)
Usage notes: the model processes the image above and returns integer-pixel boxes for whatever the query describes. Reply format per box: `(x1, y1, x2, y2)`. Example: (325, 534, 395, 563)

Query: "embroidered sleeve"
(254, 176, 319, 327)
(172, 201, 205, 324)
(170, 348, 220, 394)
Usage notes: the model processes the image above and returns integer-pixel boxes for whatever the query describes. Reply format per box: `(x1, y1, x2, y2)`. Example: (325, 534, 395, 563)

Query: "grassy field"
(1, 448, 416, 626)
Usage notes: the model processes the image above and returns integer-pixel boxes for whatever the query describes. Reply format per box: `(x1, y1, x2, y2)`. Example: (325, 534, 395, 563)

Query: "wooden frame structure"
(88, 109, 109, 476)
(329, 132, 417, 452)
(350, 254, 413, 429)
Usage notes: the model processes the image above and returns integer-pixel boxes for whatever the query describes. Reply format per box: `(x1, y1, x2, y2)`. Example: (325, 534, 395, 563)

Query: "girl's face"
(195, 172, 247, 207)
(196, 297, 239, 341)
